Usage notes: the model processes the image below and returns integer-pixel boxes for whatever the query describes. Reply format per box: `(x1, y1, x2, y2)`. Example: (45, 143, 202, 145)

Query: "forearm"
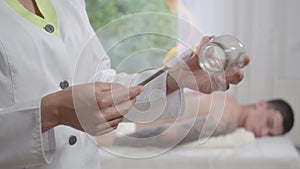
(113, 124, 171, 147)
(166, 67, 180, 94)
(166, 61, 198, 95)
(113, 117, 206, 147)
(113, 115, 236, 147)
(41, 95, 59, 133)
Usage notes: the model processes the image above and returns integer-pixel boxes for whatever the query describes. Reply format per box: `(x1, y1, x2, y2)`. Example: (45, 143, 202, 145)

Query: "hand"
(167, 36, 250, 94)
(41, 82, 142, 136)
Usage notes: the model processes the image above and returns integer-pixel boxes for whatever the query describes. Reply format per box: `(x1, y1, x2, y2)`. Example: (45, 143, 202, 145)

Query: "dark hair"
(267, 99, 294, 134)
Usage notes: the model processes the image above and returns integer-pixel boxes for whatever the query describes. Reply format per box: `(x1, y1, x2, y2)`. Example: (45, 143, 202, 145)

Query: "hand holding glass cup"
(197, 35, 247, 90)
(198, 35, 246, 76)
(139, 34, 247, 91)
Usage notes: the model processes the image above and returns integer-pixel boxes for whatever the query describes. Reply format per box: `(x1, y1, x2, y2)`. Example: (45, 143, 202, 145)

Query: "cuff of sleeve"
(0, 99, 55, 168)
(36, 99, 56, 165)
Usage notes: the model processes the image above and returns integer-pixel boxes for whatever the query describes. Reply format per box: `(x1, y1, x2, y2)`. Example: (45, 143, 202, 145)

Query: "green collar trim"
(5, 0, 59, 36)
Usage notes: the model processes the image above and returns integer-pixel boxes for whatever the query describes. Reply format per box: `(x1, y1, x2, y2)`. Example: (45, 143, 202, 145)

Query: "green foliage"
(86, 0, 172, 29)
(86, 0, 177, 73)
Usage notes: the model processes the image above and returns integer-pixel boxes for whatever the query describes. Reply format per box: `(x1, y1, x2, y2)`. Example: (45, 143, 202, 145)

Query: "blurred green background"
(86, 0, 177, 73)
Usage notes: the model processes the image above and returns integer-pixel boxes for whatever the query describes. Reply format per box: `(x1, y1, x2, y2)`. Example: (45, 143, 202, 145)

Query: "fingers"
(103, 98, 137, 120)
(81, 98, 134, 136)
(96, 82, 123, 91)
(94, 117, 124, 136)
(198, 36, 214, 50)
(186, 36, 215, 70)
(94, 98, 137, 136)
(226, 69, 244, 85)
(225, 55, 249, 85)
(97, 85, 142, 108)
(90, 98, 135, 136)
(112, 85, 142, 100)
(68, 82, 141, 136)
(192, 36, 215, 58)
(242, 55, 250, 67)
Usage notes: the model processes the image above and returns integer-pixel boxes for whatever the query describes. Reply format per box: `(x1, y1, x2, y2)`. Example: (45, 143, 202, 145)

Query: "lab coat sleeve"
(75, 35, 185, 121)
(0, 99, 55, 169)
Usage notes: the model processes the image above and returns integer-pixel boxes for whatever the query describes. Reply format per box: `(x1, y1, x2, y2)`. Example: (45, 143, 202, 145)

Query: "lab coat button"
(44, 24, 55, 33)
(69, 136, 77, 145)
(60, 80, 69, 89)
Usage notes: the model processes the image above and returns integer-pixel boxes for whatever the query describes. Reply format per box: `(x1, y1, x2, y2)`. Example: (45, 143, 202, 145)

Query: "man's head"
(244, 99, 294, 137)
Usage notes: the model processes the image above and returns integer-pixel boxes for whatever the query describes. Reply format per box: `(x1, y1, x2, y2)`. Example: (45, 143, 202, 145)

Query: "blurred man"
(113, 92, 294, 147)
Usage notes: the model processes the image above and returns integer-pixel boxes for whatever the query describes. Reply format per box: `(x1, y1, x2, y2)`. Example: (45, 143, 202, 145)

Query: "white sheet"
(99, 136, 300, 169)
(181, 128, 255, 148)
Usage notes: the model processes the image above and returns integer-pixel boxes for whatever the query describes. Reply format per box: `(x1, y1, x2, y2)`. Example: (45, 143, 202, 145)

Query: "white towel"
(180, 128, 255, 148)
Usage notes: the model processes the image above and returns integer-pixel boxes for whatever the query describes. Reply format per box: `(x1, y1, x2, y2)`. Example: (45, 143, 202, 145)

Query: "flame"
(166, 0, 195, 25)
(166, 0, 178, 14)
(164, 0, 201, 65)
(164, 45, 185, 64)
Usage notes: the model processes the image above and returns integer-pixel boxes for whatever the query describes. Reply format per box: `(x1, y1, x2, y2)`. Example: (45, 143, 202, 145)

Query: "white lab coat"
(0, 0, 184, 169)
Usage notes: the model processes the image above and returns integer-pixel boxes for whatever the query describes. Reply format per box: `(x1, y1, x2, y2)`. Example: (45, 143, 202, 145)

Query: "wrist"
(41, 95, 60, 133)
(166, 66, 181, 94)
